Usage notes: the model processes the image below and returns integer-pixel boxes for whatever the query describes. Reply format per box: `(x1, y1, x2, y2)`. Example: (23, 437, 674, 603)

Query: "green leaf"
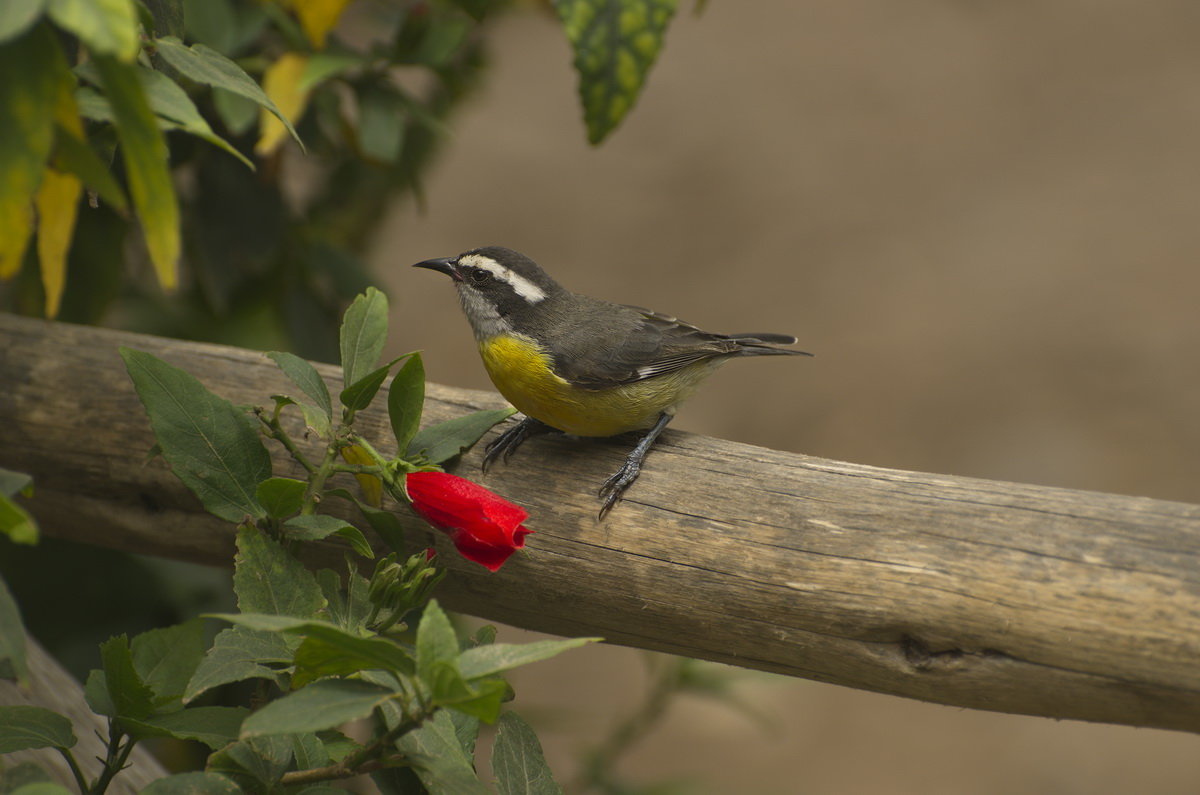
(184, 626, 290, 703)
(0, 467, 32, 498)
(208, 735, 292, 791)
(282, 512, 349, 540)
(73, 86, 112, 122)
(121, 348, 270, 522)
(404, 7, 472, 67)
(136, 64, 254, 169)
(205, 613, 314, 632)
(46, 0, 140, 61)
(212, 87, 256, 135)
(388, 353, 425, 453)
(394, 710, 490, 795)
(317, 565, 373, 633)
(284, 514, 374, 559)
(83, 669, 115, 716)
(291, 731, 329, 770)
(130, 618, 207, 707)
(291, 632, 413, 688)
(206, 613, 414, 685)
(0, 25, 60, 278)
(100, 635, 156, 720)
(152, 36, 302, 147)
(339, 287, 389, 390)
(142, 0, 183, 38)
(140, 772, 243, 795)
(51, 123, 129, 213)
(552, 0, 677, 144)
(0, 578, 29, 682)
(95, 56, 180, 288)
(286, 786, 342, 795)
(450, 708, 482, 758)
(9, 783, 73, 795)
(357, 671, 408, 733)
(234, 524, 325, 617)
(316, 729, 358, 763)
(267, 351, 332, 419)
(459, 638, 600, 680)
(355, 82, 406, 163)
(328, 485, 408, 554)
(407, 408, 516, 464)
(240, 679, 396, 737)
(426, 658, 473, 703)
(0, 0, 47, 44)
(470, 624, 497, 648)
(255, 477, 306, 519)
(416, 600, 458, 682)
(0, 707, 75, 753)
(339, 360, 395, 414)
(0, 468, 36, 547)
(434, 667, 504, 725)
(299, 50, 364, 91)
(355, 501, 407, 556)
(0, 494, 38, 546)
(125, 706, 248, 749)
(492, 711, 563, 795)
(271, 394, 332, 439)
(180, 0, 235, 51)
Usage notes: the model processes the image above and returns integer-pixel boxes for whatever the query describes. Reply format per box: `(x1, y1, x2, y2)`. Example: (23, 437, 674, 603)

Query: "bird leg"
(482, 415, 554, 472)
(598, 412, 673, 519)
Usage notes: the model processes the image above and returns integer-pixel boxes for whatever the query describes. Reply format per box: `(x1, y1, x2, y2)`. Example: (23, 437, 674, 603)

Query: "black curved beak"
(413, 257, 462, 282)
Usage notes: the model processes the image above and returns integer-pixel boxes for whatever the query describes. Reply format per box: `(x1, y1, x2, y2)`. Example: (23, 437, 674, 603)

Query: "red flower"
(406, 472, 532, 571)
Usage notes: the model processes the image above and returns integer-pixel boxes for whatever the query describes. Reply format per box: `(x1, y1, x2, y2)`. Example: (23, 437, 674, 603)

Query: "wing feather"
(547, 299, 788, 389)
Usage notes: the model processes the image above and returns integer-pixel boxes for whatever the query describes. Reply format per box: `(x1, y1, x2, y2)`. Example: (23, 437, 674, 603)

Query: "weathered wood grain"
(2, 312, 1199, 732)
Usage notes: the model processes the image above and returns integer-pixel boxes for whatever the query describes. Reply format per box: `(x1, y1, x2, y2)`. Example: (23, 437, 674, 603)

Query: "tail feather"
(720, 331, 816, 355)
(729, 332, 813, 357)
(736, 344, 813, 357)
(727, 332, 798, 345)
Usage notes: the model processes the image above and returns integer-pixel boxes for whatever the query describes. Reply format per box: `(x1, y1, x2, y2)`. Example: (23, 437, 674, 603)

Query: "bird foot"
(598, 456, 642, 519)
(482, 416, 550, 472)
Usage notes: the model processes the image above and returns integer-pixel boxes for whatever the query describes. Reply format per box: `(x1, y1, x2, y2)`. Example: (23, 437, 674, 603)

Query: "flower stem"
(277, 703, 425, 786)
(54, 747, 88, 794)
(258, 412, 316, 474)
(301, 439, 342, 515)
(88, 721, 136, 795)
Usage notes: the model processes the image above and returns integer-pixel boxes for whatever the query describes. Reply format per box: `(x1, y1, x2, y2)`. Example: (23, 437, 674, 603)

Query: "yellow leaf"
(35, 51, 91, 313)
(290, 0, 353, 50)
(256, 53, 311, 156)
(341, 444, 382, 507)
(0, 27, 62, 278)
(45, 0, 141, 62)
(0, 203, 35, 279)
(95, 56, 180, 291)
(34, 167, 82, 318)
(53, 67, 86, 138)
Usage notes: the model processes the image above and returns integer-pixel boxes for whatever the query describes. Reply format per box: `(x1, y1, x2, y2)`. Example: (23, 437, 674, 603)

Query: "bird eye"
(469, 268, 492, 284)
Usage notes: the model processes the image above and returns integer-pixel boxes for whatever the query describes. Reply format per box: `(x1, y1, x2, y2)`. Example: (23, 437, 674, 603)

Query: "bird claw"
(482, 416, 549, 473)
(597, 458, 641, 519)
(595, 413, 672, 520)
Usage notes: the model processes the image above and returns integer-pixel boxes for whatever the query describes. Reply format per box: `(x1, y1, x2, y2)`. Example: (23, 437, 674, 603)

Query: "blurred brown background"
(374, 2, 1200, 792)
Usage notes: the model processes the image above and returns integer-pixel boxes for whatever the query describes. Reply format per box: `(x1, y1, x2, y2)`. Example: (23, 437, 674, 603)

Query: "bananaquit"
(414, 246, 811, 517)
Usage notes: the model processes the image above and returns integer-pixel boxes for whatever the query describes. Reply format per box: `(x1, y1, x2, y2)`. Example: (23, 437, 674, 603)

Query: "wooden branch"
(2, 313, 1199, 733)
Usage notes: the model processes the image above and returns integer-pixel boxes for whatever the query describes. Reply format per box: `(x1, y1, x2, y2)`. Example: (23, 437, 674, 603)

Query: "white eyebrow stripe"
(460, 254, 547, 303)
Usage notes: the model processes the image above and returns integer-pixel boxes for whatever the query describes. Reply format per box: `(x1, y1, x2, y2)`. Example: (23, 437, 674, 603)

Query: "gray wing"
(547, 300, 748, 390)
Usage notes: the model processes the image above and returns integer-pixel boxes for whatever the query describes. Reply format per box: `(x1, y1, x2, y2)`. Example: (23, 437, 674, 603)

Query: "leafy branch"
(0, 0, 680, 334)
(0, 287, 598, 792)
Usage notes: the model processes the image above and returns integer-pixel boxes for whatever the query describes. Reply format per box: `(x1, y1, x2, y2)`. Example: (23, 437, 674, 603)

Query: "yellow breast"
(478, 334, 716, 437)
